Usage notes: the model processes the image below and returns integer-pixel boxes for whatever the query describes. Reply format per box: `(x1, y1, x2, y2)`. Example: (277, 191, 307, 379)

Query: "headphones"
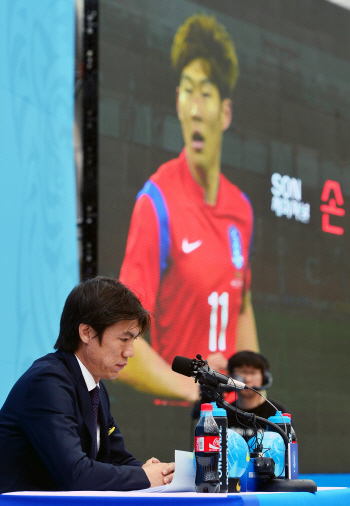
(230, 352, 273, 391)
(259, 368, 273, 390)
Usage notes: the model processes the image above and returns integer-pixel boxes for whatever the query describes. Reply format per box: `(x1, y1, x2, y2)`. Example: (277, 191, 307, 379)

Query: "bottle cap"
(283, 413, 291, 419)
(211, 402, 227, 417)
(268, 411, 291, 424)
(201, 403, 213, 411)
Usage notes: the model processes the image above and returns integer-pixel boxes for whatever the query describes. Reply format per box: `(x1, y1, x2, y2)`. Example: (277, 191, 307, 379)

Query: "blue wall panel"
(0, 0, 78, 405)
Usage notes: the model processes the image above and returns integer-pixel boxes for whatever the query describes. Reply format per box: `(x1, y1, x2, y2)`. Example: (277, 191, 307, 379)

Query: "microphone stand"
(199, 384, 317, 493)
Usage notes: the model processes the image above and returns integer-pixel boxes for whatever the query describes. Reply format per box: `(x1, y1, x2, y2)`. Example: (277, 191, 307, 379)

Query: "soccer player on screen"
(119, 14, 259, 400)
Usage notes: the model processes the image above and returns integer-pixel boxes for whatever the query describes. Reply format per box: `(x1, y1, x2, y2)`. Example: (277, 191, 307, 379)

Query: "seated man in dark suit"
(0, 277, 174, 492)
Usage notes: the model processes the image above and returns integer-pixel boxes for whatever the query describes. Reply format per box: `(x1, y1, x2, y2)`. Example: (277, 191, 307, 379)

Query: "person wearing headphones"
(226, 351, 291, 440)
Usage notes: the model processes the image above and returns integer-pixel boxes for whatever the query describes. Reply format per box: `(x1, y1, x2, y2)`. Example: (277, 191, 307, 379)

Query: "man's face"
(176, 58, 231, 173)
(232, 365, 263, 395)
(77, 320, 140, 383)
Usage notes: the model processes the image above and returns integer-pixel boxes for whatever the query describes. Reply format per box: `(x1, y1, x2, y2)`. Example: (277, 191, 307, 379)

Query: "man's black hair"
(227, 350, 270, 375)
(54, 277, 151, 352)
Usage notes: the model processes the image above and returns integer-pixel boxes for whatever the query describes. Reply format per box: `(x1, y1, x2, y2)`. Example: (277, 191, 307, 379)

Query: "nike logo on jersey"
(182, 238, 202, 254)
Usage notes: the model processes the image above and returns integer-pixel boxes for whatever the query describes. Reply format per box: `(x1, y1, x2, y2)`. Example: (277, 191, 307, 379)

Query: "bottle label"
(195, 436, 220, 452)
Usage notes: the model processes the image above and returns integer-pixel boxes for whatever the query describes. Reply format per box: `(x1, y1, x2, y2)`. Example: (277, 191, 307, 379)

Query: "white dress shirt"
(75, 355, 100, 452)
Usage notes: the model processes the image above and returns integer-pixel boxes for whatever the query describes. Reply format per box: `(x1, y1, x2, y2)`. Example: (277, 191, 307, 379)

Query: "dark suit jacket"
(0, 351, 150, 492)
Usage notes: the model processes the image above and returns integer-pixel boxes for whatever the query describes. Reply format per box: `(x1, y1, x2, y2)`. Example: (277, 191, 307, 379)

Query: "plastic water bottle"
(283, 413, 298, 443)
(283, 413, 298, 478)
(211, 402, 228, 493)
(194, 403, 220, 493)
(267, 411, 298, 479)
(267, 412, 292, 442)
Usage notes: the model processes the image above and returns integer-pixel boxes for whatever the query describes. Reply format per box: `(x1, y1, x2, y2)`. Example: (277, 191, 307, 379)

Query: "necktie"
(90, 386, 100, 459)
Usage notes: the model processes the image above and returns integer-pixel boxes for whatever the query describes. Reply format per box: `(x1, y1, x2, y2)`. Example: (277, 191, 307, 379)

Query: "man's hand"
(206, 352, 228, 372)
(142, 458, 175, 487)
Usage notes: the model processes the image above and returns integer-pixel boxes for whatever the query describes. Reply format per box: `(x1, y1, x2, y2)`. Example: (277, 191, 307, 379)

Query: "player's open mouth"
(192, 132, 205, 151)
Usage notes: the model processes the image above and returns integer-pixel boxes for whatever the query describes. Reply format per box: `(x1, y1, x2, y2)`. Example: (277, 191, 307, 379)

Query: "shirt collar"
(75, 354, 99, 391)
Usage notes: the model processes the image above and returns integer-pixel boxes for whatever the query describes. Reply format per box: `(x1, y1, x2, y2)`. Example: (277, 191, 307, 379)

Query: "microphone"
(172, 355, 248, 390)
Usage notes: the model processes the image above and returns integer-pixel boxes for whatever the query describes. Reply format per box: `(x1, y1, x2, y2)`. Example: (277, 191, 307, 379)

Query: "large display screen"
(98, 0, 350, 473)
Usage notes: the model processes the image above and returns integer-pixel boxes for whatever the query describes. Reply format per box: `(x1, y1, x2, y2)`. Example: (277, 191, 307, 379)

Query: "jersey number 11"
(208, 291, 229, 352)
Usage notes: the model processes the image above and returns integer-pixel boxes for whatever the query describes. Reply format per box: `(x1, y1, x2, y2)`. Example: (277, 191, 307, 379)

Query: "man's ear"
(78, 323, 92, 344)
(221, 98, 232, 131)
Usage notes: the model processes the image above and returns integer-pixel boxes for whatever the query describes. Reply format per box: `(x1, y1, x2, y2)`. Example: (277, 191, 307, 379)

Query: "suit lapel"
(57, 351, 95, 456)
(77, 384, 95, 438)
(97, 382, 110, 460)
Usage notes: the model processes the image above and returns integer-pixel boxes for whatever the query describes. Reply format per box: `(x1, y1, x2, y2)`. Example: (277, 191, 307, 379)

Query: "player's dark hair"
(227, 351, 270, 375)
(54, 277, 151, 352)
(171, 13, 238, 99)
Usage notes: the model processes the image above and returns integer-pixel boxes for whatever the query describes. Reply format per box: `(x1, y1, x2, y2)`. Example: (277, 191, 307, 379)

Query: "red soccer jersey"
(120, 149, 254, 365)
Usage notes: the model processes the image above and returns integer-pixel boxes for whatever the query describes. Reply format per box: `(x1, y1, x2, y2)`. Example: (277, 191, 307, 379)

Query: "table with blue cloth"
(1, 484, 350, 506)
